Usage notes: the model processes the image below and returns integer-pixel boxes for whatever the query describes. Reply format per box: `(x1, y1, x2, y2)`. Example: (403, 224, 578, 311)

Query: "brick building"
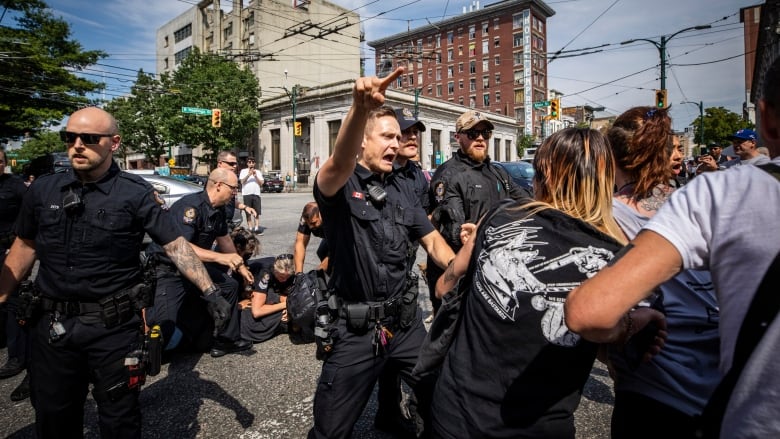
(368, 0, 555, 139)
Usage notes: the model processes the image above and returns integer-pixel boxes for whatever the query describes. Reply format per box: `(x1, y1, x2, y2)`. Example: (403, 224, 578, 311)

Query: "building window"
(245, 11, 254, 26)
(513, 33, 523, 47)
(495, 91, 501, 103)
(174, 24, 192, 43)
(397, 76, 403, 87)
(431, 128, 441, 167)
(469, 42, 476, 57)
(482, 22, 489, 34)
(459, 96, 464, 106)
(458, 62, 464, 73)
(436, 68, 442, 80)
(408, 74, 414, 86)
(418, 72, 423, 84)
(249, 32, 255, 45)
(447, 31, 454, 44)
(458, 27, 464, 38)
(223, 22, 233, 39)
(448, 81, 454, 95)
(436, 85, 442, 96)
(458, 45, 463, 56)
(515, 89, 524, 103)
(448, 48, 453, 61)
(513, 13, 522, 29)
(494, 55, 500, 66)
(436, 52, 442, 64)
(494, 138, 501, 160)
(482, 58, 489, 72)
(494, 18, 500, 29)
(418, 39, 423, 53)
(515, 108, 524, 120)
(163, 36, 169, 47)
(494, 38, 500, 48)
(469, 25, 476, 40)
(174, 46, 192, 65)
(428, 68, 432, 78)
(435, 34, 441, 48)
(514, 51, 523, 65)
(271, 129, 281, 169)
(495, 73, 501, 85)
(469, 60, 476, 74)
(483, 75, 490, 89)
(470, 78, 476, 91)
(514, 70, 523, 85)
(163, 57, 169, 69)
(483, 93, 490, 107)
(448, 65, 454, 77)
(459, 79, 464, 90)
(427, 85, 433, 95)
(470, 97, 476, 108)
(505, 139, 512, 161)
(482, 39, 489, 54)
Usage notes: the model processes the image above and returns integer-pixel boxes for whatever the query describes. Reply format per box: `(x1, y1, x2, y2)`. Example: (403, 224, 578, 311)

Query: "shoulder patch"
(258, 272, 270, 290)
(351, 191, 365, 200)
(183, 207, 197, 224)
(434, 181, 446, 202)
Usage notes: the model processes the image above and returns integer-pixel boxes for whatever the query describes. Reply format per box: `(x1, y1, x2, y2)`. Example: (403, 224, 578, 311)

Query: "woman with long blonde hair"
(430, 128, 625, 438)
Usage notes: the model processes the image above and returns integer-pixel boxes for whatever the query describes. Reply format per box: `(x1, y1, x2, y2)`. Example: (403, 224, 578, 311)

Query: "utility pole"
(682, 100, 704, 147)
(621, 25, 711, 90)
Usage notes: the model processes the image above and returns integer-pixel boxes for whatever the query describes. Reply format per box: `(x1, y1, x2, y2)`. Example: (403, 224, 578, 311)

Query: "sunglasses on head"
(460, 128, 492, 140)
(276, 253, 293, 261)
(60, 131, 115, 145)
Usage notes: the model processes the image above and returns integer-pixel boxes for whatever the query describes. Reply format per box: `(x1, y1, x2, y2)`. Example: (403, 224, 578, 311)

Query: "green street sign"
(181, 107, 213, 116)
(533, 101, 551, 108)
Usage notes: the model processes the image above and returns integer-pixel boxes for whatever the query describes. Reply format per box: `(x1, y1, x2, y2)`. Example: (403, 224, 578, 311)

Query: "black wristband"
(204, 284, 220, 296)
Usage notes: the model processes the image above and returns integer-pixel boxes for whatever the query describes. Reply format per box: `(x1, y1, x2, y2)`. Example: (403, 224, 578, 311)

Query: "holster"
(13, 281, 40, 326)
(399, 272, 419, 329)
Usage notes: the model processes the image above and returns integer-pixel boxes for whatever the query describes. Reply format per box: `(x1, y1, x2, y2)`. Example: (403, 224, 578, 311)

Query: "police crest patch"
(258, 272, 270, 290)
(183, 207, 196, 224)
(434, 181, 446, 202)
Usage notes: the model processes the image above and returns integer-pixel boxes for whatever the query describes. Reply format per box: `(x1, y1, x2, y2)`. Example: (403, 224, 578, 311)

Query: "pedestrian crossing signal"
(294, 121, 302, 137)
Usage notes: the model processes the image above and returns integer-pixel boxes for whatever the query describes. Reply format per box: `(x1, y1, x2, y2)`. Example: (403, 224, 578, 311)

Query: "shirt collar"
(58, 162, 120, 194)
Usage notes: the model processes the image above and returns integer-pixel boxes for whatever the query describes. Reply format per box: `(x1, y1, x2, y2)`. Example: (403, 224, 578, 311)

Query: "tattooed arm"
(162, 236, 216, 294)
(434, 223, 478, 299)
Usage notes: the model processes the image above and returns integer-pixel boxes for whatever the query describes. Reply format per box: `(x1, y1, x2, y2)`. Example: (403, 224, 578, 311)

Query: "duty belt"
(40, 290, 137, 328)
(338, 295, 403, 320)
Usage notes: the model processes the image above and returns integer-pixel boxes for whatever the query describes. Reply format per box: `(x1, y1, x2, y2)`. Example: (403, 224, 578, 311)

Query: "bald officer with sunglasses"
(426, 110, 531, 313)
(0, 106, 222, 438)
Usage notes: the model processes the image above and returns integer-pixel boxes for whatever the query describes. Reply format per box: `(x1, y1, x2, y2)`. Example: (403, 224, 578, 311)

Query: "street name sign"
(181, 107, 213, 115)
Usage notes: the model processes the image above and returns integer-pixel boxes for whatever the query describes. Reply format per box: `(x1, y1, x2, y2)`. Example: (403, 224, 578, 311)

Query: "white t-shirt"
(644, 157, 780, 436)
(239, 167, 263, 196)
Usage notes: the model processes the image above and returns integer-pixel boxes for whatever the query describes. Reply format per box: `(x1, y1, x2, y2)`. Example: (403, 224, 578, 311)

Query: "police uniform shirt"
(15, 163, 180, 301)
(313, 164, 434, 301)
(147, 189, 227, 265)
(394, 160, 430, 213)
(0, 173, 27, 235)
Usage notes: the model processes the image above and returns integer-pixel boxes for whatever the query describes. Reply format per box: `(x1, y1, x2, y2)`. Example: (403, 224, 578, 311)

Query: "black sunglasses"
(275, 253, 293, 261)
(211, 179, 238, 191)
(60, 131, 114, 145)
(220, 160, 238, 167)
(460, 129, 492, 140)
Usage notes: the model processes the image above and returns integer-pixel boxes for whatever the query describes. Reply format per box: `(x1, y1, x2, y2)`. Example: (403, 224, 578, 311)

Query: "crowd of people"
(0, 58, 778, 439)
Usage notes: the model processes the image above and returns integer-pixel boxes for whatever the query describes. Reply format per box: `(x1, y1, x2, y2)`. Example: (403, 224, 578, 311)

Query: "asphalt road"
(0, 189, 614, 438)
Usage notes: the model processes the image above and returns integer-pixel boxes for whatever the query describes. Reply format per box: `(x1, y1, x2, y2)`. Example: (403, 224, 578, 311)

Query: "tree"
(160, 49, 261, 167)
(6, 130, 64, 173)
(0, 0, 106, 138)
(692, 106, 753, 145)
(104, 71, 171, 166)
(516, 134, 535, 160)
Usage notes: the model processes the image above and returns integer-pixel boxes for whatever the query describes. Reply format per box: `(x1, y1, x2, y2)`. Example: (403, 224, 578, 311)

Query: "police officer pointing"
(309, 67, 455, 438)
(0, 107, 223, 438)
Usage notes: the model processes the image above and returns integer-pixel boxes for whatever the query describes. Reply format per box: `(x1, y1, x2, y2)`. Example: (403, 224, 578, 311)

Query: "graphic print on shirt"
(474, 218, 614, 346)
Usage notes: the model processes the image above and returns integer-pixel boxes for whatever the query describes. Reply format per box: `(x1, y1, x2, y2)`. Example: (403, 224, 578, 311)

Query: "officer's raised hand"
(203, 285, 231, 335)
(352, 66, 405, 111)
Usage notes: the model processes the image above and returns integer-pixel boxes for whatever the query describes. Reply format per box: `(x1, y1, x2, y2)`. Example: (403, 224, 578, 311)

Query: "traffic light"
(211, 108, 222, 127)
(654, 89, 668, 109)
(168, 158, 175, 167)
(550, 99, 560, 120)
(294, 121, 302, 137)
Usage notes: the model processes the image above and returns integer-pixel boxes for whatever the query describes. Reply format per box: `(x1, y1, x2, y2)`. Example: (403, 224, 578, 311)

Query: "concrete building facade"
(259, 82, 520, 185)
(367, 0, 555, 140)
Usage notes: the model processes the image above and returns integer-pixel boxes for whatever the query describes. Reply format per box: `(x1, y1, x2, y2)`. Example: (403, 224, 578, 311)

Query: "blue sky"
(39, 0, 755, 132)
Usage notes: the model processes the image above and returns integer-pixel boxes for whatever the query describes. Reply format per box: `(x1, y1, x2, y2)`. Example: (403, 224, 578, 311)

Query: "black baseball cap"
(394, 108, 426, 132)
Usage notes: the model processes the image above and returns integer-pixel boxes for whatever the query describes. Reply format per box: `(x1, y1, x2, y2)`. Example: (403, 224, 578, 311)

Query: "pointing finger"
(379, 66, 405, 90)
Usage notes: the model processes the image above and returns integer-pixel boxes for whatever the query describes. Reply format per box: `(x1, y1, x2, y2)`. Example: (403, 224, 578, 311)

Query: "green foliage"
(106, 49, 261, 168)
(692, 106, 753, 145)
(6, 130, 65, 173)
(0, 0, 106, 137)
(516, 134, 535, 159)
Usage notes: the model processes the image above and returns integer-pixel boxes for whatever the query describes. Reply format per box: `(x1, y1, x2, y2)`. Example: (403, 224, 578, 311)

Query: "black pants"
(145, 263, 240, 350)
(308, 313, 433, 439)
(30, 312, 142, 439)
(611, 390, 699, 439)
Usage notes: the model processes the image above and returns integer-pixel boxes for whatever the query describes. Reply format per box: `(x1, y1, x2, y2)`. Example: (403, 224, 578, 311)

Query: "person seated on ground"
(293, 201, 329, 274)
(239, 253, 296, 343)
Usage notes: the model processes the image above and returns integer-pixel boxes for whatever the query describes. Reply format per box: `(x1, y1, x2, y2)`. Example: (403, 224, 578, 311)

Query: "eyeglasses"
(247, 160, 255, 163)
(211, 179, 238, 192)
(60, 131, 115, 145)
(460, 129, 492, 140)
(220, 160, 238, 167)
(275, 253, 293, 261)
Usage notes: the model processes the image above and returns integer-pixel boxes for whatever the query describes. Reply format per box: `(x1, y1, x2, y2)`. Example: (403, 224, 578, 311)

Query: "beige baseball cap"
(456, 110, 494, 132)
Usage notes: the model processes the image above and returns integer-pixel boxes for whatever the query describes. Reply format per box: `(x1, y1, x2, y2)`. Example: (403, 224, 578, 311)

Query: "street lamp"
(621, 25, 711, 90)
(681, 100, 704, 148)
